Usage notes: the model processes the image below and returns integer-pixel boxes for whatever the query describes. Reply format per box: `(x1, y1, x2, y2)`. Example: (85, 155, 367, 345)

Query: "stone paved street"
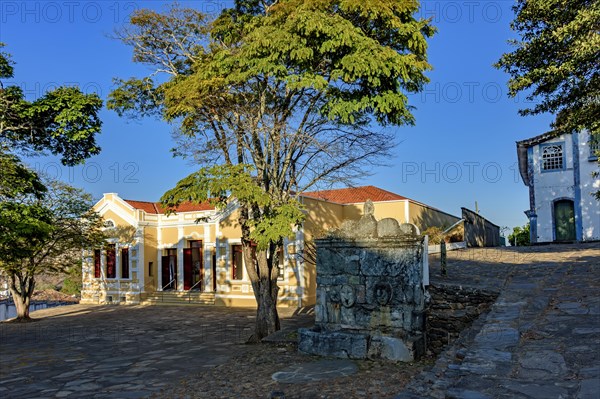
(0, 244, 598, 398)
(399, 243, 600, 399)
(0, 305, 264, 398)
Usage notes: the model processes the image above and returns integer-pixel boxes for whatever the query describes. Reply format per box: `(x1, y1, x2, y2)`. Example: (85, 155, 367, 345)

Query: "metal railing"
(159, 279, 176, 302)
(186, 280, 203, 303)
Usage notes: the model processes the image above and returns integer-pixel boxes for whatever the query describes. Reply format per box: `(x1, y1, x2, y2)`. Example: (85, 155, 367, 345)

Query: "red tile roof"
(123, 199, 214, 214)
(301, 186, 407, 204)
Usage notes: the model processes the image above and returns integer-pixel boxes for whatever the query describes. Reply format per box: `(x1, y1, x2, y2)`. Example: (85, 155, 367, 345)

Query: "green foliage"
(0, 177, 105, 275)
(496, 0, 599, 136)
(508, 223, 531, 246)
(422, 226, 444, 245)
(422, 225, 463, 244)
(1, 42, 104, 317)
(161, 164, 305, 249)
(0, 152, 46, 200)
(0, 201, 53, 267)
(111, 1, 435, 337)
(61, 267, 82, 296)
(0, 42, 103, 166)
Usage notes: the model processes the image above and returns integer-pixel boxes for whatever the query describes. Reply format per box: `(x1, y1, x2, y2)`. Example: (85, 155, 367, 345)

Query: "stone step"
(140, 292, 215, 305)
(140, 299, 215, 306)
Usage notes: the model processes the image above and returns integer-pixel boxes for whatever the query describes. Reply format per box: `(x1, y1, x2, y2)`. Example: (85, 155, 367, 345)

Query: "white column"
(157, 248, 163, 291)
(177, 226, 184, 291)
(137, 228, 145, 292)
(115, 243, 121, 281)
(203, 224, 211, 292)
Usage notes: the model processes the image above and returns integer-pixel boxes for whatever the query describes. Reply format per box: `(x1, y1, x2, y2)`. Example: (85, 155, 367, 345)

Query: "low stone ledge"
(426, 284, 498, 355)
(298, 328, 368, 359)
(298, 328, 425, 362)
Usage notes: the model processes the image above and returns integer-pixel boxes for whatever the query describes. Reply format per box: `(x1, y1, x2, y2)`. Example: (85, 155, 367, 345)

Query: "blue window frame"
(540, 142, 565, 171)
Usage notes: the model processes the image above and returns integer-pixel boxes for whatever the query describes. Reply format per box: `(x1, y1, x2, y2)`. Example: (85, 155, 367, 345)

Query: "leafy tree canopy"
(109, 0, 435, 340)
(496, 0, 600, 136)
(0, 43, 103, 166)
(0, 177, 105, 319)
(161, 164, 305, 250)
(508, 223, 530, 246)
(0, 42, 105, 320)
(0, 152, 46, 200)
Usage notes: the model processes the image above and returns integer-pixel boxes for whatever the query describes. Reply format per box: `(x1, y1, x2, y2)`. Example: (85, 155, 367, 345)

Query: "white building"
(517, 130, 600, 243)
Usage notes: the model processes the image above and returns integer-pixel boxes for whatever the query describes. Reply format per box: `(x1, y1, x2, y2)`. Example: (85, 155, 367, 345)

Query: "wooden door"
(554, 200, 576, 242)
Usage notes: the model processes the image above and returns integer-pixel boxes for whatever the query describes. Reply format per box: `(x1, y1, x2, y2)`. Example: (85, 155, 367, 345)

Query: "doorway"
(554, 200, 576, 242)
(184, 241, 203, 291)
(161, 249, 177, 290)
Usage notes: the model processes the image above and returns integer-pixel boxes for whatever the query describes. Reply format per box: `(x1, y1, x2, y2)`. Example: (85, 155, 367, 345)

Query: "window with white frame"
(541, 144, 564, 171)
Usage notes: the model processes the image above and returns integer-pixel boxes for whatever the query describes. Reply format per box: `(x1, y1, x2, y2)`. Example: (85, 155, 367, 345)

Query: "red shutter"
(121, 248, 129, 279)
(106, 244, 116, 278)
(94, 249, 101, 278)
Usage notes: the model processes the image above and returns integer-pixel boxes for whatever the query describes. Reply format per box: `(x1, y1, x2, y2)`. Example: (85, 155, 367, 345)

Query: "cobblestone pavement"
(399, 243, 600, 399)
(0, 244, 598, 399)
(0, 305, 265, 398)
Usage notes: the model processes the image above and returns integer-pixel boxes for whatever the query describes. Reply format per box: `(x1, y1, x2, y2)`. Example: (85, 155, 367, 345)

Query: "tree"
(0, 43, 104, 320)
(0, 42, 103, 166)
(109, 1, 435, 340)
(508, 223, 530, 247)
(496, 0, 599, 137)
(0, 178, 105, 320)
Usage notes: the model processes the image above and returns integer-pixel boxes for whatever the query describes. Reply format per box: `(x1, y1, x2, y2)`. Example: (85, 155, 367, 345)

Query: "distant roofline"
(300, 185, 460, 220)
(300, 185, 408, 204)
(515, 129, 573, 186)
(516, 129, 569, 148)
(122, 199, 160, 214)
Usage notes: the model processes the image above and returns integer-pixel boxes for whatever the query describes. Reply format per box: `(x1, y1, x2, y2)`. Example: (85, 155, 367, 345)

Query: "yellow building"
(81, 186, 460, 307)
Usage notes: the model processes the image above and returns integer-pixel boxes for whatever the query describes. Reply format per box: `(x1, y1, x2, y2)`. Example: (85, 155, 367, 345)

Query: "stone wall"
(298, 202, 427, 362)
(313, 238, 425, 335)
(426, 284, 498, 354)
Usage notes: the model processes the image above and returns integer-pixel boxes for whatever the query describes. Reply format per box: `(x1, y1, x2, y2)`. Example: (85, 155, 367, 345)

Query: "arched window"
(541, 144, 564, 171)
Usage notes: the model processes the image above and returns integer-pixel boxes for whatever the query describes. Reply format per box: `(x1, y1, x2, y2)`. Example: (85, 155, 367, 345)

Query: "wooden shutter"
(94, 249, 101, 278)
(106, 244, 116, 278)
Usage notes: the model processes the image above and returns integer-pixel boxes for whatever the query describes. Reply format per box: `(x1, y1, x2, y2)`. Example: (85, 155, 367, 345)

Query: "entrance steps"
(140, 291, 215, 305)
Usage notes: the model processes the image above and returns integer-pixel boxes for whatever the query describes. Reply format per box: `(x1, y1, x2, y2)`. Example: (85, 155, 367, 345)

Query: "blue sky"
(1, 1, 555, 232)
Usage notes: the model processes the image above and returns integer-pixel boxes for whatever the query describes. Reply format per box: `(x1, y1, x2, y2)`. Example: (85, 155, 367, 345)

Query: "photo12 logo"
(0, 1, 138, 24)
(33, 161, 140, 184)
(419, 1, 504, 24)
(419, 82, 539, 105)
(400, 162, 523, 184)
(0, 1, 230, 24)
(5, 81, 103, 100)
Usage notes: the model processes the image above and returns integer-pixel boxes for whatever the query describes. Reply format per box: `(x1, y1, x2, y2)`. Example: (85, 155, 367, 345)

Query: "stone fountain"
(298, 200, 428, 361)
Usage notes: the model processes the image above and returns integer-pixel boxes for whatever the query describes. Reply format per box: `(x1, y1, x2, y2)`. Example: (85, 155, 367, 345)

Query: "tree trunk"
(244, 248, 281, 342)
(238, 205, 281, 342)
(253, 274, 280, 342)
(9, 272, 35, 321)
